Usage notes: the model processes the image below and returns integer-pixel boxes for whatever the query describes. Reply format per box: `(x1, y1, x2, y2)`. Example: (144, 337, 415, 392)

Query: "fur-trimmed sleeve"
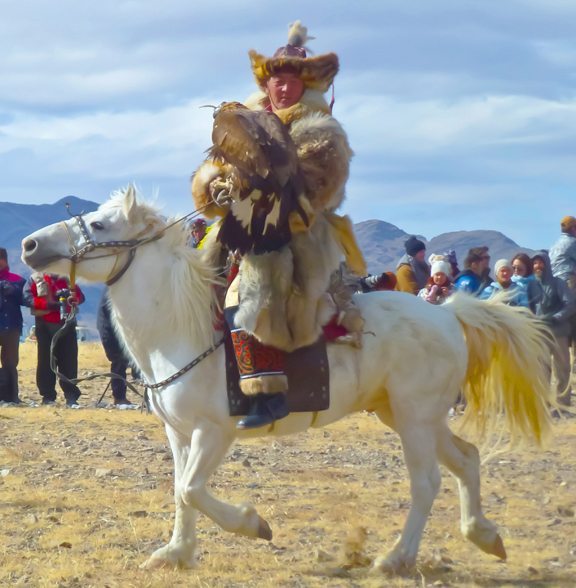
(191, 160, 230, 219)
(290, 113, 353, 212)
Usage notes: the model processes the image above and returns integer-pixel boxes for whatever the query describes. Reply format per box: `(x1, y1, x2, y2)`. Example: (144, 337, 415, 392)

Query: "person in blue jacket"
(454, 246, 493, 295)
(480, 259, 530, 307)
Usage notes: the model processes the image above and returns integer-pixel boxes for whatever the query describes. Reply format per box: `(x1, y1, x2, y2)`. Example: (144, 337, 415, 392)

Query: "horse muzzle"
(21, 234, 67, 270)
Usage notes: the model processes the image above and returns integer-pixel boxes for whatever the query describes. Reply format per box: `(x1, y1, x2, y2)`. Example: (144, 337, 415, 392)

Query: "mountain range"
(354, 219, 536, 275)
(2, 197, 537, 338)
(1, 196, 102, 338)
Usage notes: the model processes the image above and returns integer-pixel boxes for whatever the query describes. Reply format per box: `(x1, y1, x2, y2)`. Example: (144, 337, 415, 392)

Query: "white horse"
(21, 186, 554, 574)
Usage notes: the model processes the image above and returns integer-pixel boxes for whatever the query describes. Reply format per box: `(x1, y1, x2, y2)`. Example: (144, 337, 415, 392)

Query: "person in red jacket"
(23, 273, 85, 407)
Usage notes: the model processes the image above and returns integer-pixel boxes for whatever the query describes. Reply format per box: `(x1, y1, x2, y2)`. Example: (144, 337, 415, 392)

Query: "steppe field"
(1, 342, 575, 588)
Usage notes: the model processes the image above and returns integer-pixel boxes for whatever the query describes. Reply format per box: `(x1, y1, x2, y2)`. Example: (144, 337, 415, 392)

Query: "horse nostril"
(23, 239, 38, 253)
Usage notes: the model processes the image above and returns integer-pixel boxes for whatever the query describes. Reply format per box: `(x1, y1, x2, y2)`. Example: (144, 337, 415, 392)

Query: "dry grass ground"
(1, 343, 575, 587)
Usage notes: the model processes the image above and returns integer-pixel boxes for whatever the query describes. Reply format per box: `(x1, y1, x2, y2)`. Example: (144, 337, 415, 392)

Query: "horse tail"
(445, 293, 554, 446)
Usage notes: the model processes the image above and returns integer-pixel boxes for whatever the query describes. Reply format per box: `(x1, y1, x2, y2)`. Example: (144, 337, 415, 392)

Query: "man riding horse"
(192, 21, 365, 429)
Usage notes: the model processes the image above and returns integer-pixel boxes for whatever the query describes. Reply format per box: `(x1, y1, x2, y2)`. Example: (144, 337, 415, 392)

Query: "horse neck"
(105, 237, 218, 373)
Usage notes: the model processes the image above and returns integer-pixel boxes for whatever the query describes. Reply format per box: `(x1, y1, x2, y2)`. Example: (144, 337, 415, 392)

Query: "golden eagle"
(208, 101, 309, 254)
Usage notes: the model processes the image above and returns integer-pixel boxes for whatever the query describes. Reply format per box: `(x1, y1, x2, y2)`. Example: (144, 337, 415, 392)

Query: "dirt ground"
(1, 342, 575, 587)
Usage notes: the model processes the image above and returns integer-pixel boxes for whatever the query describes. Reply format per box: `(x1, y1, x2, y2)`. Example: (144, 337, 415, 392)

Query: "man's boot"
(225, 305, 291, 429)
(237, 392, 289, 429)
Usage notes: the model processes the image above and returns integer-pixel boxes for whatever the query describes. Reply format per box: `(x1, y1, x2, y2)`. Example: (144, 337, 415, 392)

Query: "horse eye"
(90, 221, 105, 231)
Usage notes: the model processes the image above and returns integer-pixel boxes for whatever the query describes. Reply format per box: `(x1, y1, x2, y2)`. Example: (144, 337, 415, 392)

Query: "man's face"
(533, 259, 545, 277)
(414, 249, 426, 262)
(479, 254, 491, 273)
(191, 226, 206, 243)
(266, 73, 305, 110)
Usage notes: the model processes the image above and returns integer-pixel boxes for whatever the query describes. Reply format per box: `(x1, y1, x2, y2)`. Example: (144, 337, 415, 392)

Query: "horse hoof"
(489, 534, 507, 560)
(140, 557, 171, 570)
(257, 516, 273, 541)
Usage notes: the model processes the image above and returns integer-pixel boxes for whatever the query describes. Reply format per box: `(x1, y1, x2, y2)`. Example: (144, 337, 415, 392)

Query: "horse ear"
(123, 185, 138, 221)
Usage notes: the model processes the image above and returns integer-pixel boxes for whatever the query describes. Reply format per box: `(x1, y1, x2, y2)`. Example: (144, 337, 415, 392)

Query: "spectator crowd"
(0, 246, 137, 408)
(394, 215, 576, 408)
(2, 216, 576, 409)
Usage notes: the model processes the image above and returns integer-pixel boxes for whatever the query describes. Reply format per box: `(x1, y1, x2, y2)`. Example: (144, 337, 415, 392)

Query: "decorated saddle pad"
(224, 331, 330, 416)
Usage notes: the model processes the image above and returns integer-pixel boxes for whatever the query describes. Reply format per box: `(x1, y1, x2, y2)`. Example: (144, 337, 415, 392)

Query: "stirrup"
(236, 393, 289, 430)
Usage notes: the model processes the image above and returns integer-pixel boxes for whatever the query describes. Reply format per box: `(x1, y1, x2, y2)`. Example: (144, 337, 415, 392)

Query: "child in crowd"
(419, 255, 454, 304)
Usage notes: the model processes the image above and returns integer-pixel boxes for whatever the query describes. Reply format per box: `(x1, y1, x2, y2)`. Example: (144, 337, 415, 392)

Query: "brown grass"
(0, 343, 575, 587)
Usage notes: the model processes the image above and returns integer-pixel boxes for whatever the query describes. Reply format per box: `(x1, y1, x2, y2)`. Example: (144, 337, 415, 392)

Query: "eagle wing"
(209, 102, 308, 254)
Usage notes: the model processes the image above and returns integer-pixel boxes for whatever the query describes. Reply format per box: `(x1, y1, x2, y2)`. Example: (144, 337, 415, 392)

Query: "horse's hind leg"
(436, 426, 507, 560)
(372, 413, 442, 574)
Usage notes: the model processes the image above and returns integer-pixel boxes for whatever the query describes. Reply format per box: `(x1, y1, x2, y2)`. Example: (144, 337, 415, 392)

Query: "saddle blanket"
(224, 332, 330, 417)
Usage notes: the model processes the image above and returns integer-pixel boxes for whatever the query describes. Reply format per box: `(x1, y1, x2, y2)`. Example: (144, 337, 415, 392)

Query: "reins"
(48, 202, 222, 405)
(62, 203, 208, 285)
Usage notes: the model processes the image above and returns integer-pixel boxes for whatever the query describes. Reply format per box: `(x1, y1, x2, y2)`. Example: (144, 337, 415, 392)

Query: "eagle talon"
(210, 178, 235, 205)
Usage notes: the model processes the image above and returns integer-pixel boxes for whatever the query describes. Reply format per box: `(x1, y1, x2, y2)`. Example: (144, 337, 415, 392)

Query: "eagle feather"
(208, 101, 308, 254)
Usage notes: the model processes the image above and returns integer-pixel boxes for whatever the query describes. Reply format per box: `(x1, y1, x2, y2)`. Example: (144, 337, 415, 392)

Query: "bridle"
(52, 202, 223, 398)
(62, 204, 165, 286)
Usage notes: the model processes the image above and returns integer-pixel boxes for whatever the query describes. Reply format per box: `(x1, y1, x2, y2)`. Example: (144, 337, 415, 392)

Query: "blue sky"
(1, 0, 575, 249)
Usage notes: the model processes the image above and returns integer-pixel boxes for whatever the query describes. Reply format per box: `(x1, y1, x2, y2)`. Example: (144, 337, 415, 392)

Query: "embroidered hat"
(249, 21, 339, 92)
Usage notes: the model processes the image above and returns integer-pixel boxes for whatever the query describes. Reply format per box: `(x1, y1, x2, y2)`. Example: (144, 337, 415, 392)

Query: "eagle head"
(213, 101, 248, 119)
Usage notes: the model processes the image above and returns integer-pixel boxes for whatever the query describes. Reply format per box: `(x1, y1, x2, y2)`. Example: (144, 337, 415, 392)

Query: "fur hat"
(561, 215, 576, 232)
(404, 236, 426, 257)
(429, 254, 451, 277)
(494, 258, 512, 275)
(249, 21, 339, 92)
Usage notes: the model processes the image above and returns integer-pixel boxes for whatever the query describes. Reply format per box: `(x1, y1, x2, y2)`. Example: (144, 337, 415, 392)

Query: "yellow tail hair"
(445, 294, 554, 446)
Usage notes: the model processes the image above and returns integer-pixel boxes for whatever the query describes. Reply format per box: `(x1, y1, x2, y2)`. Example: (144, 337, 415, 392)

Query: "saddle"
(224, 329, 330, 416)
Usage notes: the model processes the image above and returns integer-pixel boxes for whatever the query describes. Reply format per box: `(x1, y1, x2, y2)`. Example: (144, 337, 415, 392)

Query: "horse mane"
(106, 188, 222, 350)
(160, 222, 222, 349)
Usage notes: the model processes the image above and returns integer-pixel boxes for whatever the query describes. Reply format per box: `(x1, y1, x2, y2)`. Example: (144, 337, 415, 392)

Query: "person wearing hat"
(191, 22, 364, 429)
(418, 255, 453, 304)
(396, 236, 429, 294)
(479, 258, 529, 307)
(188, 218, 209, 249)
(453, 246, 493, 295)
(531, 251, 576, 407)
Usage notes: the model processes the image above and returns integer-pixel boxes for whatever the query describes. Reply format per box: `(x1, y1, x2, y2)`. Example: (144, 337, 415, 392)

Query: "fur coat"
(191, 89, 355, 351)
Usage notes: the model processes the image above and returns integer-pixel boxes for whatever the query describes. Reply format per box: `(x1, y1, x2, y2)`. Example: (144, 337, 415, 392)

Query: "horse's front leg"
(141, 424, 198, 569)
(180, 419, 273, 541)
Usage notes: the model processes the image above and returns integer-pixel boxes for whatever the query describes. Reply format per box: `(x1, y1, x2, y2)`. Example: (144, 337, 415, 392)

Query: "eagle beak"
(200, 104, 218, 118)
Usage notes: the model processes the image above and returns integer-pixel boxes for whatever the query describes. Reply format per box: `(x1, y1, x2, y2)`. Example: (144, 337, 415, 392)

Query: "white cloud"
(1, 0, 576, 249)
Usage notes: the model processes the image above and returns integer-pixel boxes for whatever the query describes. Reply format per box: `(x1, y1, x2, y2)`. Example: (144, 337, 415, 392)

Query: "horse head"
(21, 185, 165, 283)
